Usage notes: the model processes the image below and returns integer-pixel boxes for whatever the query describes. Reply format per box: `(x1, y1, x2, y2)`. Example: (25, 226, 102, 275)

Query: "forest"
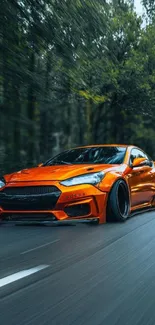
(1, 0, 155, 174)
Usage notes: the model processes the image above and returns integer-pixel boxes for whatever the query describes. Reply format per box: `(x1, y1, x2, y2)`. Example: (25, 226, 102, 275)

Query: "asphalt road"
(1, 212, 155, 325)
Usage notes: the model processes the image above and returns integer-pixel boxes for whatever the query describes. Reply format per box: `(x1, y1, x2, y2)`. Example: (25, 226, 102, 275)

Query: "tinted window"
(130, 148, 153, 166)
(43, 146, 127, 166)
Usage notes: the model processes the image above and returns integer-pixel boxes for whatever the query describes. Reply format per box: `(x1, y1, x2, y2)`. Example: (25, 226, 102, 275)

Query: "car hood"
(4, 164, 125, 183)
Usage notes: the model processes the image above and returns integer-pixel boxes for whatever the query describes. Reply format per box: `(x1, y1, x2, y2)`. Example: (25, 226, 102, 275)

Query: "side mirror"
(132, 157, 149, 168)
(38, 163, 43, 167)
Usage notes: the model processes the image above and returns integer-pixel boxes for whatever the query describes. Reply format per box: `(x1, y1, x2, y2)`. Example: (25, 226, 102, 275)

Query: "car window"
(130, 148, 153, 166)
(43, 146, 127, 166)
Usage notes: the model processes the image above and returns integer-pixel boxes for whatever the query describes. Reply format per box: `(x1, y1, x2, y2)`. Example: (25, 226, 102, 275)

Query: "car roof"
(72, 144, 130, 149)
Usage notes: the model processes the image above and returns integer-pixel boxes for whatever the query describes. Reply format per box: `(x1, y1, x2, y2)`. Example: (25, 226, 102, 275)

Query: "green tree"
(1, 0, 155, 174)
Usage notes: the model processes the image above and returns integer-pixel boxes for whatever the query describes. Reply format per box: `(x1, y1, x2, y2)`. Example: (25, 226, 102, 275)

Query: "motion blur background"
(0, 0, 155, 174)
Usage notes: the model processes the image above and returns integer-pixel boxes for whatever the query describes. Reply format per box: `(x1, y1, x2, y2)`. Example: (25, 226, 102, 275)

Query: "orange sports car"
(0, 144, 155, 225)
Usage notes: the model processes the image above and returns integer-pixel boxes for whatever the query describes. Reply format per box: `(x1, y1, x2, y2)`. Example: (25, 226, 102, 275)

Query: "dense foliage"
(1, 0, 155, 173)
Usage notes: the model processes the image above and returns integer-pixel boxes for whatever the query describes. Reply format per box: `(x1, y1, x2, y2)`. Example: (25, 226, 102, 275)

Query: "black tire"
(107, 179, 130, 222)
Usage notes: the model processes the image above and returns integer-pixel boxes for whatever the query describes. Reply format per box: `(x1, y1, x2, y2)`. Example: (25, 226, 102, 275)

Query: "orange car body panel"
(0, 144, 155, 224)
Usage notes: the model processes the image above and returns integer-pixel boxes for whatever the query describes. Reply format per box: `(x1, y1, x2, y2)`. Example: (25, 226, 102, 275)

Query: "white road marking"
(21, 239, 60, 255)
(0, 265, 49, 288)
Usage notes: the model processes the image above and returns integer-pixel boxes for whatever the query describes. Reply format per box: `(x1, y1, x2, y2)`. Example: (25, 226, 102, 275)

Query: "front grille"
(3, 186, 59, 196)
(64, 203, 90, 217)
(0, 186, 61, 211)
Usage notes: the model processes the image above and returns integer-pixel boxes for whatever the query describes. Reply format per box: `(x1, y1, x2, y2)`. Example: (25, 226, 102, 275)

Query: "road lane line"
(21, 239, 60, 255)
(0, 265, 49, 288)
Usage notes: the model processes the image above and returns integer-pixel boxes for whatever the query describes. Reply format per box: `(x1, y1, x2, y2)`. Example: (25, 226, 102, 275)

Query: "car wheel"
(107, 179, 130, 222)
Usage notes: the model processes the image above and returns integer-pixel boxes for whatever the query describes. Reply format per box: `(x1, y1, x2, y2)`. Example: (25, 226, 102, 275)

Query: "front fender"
(98, 172, 129, 193)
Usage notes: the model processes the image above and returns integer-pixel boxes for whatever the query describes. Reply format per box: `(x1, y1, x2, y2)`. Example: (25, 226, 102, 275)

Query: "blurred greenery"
(1, 0, 155, 174)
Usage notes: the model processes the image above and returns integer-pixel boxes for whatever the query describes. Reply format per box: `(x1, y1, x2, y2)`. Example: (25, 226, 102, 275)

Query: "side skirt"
(130, 206, 155, 218)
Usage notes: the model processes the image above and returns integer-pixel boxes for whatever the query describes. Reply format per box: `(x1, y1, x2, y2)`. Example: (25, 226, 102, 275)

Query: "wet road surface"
(0, 212, 155, 325)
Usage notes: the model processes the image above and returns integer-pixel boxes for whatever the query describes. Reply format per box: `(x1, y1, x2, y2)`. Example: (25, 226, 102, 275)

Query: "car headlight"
(60, 171, 105, 187)
(0, 177, 6, 189)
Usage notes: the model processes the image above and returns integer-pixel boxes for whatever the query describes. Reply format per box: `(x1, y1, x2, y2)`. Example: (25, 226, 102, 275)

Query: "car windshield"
(43, 146, 127, 166)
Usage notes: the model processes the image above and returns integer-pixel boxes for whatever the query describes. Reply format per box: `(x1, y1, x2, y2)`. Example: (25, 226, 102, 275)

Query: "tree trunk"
(27, 50, 36, 165)
(13, 85, 21, 169)
(85, 98, 93, 144)
(40, 52, 51, 160)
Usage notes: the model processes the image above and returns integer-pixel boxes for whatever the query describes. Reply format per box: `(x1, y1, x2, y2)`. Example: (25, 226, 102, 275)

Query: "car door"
(127, 148, 153, 208)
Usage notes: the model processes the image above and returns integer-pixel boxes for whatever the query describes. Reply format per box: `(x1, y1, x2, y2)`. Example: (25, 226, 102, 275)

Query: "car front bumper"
(0, 181, 108, 224)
